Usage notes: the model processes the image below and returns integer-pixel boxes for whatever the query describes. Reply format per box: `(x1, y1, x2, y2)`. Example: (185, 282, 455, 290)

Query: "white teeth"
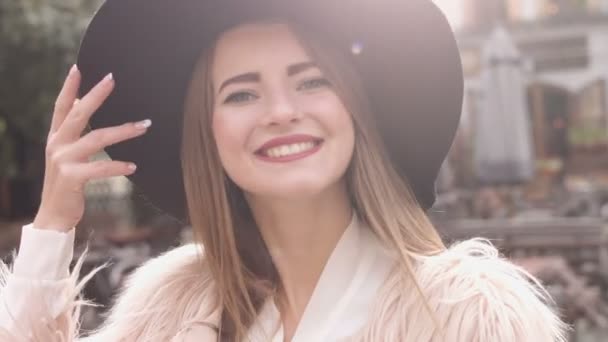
(264, 141, 317, 158)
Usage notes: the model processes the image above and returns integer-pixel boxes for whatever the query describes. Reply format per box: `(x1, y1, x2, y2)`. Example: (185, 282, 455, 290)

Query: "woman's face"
(211, 23, 355, 199)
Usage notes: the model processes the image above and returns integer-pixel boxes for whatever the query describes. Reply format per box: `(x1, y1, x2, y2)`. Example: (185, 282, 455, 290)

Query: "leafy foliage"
(0, 0, 102, 177)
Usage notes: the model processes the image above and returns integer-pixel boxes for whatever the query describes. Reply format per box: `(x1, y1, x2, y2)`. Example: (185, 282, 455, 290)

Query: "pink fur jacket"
(0, 216, 568, 341)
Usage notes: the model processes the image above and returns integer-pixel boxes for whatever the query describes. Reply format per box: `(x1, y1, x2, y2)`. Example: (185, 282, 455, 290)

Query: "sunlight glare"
(432, 0, 464, 30)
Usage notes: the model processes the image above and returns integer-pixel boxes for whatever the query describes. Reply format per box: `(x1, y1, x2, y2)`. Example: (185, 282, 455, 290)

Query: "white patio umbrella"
(474, 26, 534, 184)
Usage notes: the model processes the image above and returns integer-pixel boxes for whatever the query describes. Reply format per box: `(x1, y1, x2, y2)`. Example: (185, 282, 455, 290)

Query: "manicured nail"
(127, 163, 137, 171)
(104, 73, 113, 82)
(135, 119, 152, 129)
(69, 64, 78, 76)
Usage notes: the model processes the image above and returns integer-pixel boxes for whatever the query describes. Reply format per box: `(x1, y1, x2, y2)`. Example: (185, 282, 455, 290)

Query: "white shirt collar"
(248, 214, 395, 341)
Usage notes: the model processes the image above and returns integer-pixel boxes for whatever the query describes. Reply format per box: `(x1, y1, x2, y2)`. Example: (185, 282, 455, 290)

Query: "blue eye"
(224, 92, 258, 104)
(298, 77, 332, 91)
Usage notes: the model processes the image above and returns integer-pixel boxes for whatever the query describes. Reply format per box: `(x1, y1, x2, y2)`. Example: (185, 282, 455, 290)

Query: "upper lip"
(256, 134, 322, 153)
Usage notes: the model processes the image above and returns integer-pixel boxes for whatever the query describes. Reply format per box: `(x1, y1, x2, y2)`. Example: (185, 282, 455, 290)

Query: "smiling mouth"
(256, 139, 323, 160)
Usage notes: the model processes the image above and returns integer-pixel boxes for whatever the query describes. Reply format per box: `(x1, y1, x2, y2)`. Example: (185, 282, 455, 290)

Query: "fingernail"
(104, 73, 113, 82)
(127, 163, 137, 171)
(135, 119, 152, 129)
(69, 64, 78, 76)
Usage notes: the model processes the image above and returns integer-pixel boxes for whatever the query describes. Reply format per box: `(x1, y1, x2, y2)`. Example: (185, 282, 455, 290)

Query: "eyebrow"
(218, 61, 318, 93)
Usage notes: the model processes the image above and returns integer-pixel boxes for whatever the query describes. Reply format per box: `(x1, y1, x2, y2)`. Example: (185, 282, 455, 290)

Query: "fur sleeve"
(0, 243, 219, 342)
(415, 238, 570, 341)
(362, 238, 570, 341)
(0, 250, 101, 342)
(81, 244, 220, 342)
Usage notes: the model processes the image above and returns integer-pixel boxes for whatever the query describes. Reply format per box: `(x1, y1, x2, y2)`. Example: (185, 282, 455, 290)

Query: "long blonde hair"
(181, 21, 446, 341)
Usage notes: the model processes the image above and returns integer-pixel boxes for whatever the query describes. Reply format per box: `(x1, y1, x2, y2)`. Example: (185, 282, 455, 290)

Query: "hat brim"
(77, 0, 463, 221)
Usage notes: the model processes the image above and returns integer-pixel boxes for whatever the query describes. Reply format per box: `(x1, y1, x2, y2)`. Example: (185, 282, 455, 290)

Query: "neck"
(245, 181, 353, 322)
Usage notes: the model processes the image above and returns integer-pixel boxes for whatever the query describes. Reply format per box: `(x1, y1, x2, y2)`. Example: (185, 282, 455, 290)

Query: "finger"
(70, 159, 137, 184)
(55, 73, 114, 143)
(50, 65, 81, 135)
(63, 119, 151, 162)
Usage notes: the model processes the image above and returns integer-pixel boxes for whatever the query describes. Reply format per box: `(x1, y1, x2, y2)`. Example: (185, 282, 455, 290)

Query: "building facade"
(454, 1, 608, 181)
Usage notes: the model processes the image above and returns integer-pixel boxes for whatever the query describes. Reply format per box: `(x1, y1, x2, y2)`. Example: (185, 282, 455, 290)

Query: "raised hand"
(33, 65, 150, 232)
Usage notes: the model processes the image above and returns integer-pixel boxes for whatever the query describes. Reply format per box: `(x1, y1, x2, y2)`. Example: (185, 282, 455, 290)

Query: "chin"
(273, 185, 327, 199)
(246, 177, 339, 200)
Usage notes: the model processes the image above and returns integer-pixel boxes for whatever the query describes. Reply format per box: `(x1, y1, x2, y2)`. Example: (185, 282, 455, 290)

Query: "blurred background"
(1, 0, 608, 340)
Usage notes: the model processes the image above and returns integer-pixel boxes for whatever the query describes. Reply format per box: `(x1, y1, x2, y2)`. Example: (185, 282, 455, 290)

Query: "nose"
(262, 90, 302, 126)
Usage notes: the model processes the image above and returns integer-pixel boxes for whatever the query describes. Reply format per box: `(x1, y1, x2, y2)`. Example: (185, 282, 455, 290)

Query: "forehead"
(212, 22, 311, 79)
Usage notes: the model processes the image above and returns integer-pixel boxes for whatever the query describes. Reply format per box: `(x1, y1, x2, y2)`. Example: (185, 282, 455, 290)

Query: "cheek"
(329, 102, 356, 166)
(306, 96, 356, 171)
(339, 117, 356, 168)
(313, 96, 355, 142)
(212, 111, 255, 165)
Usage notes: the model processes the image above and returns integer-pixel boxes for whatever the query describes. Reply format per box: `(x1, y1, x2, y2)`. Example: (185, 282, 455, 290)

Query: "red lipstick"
(256, 134, 323, 163)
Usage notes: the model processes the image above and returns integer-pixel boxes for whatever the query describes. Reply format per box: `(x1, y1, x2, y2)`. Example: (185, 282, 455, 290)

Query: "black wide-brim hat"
(77, 0, 463, 222)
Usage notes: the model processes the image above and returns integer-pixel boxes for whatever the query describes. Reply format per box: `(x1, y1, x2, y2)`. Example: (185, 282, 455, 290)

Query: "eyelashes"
(297, 77, 332, 91)
(222, 77, 333, 104)
(224, 92, 257, 104)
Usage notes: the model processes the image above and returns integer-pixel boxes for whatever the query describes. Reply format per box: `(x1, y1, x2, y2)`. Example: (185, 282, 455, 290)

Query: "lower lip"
(256, 142, 323, 163)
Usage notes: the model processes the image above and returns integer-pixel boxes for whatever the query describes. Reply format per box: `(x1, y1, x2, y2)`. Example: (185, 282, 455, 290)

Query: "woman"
(0, 0, 568, 341)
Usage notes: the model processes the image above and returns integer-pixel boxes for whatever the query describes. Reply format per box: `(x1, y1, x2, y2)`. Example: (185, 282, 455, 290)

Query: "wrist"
(33, 215, 74, 233)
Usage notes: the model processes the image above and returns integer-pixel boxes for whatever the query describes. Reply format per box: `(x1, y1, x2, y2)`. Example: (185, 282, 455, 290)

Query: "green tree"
(0, 0, 101, 176)
(0, 0, 101, 217)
